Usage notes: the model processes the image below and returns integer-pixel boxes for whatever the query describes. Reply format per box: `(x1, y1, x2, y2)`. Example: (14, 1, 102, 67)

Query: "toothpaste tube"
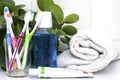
(29, 66, 94, 78)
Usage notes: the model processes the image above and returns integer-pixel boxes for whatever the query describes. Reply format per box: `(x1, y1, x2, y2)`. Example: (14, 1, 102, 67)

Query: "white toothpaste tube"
(29, 66, 94, 78)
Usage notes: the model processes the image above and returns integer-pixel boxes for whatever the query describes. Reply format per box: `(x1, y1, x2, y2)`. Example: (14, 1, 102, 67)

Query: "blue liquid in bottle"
(33, 12, 57, 68)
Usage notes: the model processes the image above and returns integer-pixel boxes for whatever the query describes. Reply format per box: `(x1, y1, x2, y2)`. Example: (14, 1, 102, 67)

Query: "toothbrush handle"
(7, 46, 12, 61)
(6, 33, 12, 61)
(11, 37, 16, 48)
(15, 52, 21, 69)
(8, 32, 24, 72)
(21, 34, 30, 69)
(21, 45, 29, 69)
(8, 48, 17, 73)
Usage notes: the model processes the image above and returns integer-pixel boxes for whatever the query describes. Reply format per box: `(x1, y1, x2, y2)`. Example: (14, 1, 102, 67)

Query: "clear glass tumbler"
(5, 37, 32, 77)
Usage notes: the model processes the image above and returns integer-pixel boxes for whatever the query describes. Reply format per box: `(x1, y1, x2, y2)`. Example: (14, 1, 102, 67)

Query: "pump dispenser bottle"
(33, 12, 57, 68)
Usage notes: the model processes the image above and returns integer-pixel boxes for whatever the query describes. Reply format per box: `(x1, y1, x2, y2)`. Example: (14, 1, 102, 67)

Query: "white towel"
(57, 29, 119, 72)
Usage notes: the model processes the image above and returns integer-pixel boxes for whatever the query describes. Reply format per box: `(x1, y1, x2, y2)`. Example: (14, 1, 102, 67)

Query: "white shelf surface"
(0, 60, 120, 80)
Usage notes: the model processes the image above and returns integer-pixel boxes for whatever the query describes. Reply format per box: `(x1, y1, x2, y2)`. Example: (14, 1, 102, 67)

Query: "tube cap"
(38, 12, 52, 28)
(29, 69, 38, 76)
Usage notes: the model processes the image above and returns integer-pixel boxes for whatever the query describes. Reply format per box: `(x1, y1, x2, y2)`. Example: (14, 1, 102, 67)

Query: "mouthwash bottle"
(33, 12, 57, 68)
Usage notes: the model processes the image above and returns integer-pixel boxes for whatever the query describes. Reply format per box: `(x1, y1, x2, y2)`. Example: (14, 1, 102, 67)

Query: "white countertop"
(0, 60, 120, 80)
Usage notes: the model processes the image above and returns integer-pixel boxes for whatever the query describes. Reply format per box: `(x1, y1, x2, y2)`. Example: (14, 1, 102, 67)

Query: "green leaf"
(48, 29, 58, 34)
(57, 29, 66, 36)
(49, 29, 66, 36)
(63, 14, 79, 23)
(18, 9, 26, 16)
(3, 0, 15, 6)
(16, 9, 25, 21)
(62, 25, 77, 35)
(65, 36, 71, 42)
(13, 23, 23, 36)
(17, 14, 25, 21)
(37, 0, 54, 11)
(48, 4, 64, 24)
(60, 37, 69, 45)
(52, 18, 59, 29)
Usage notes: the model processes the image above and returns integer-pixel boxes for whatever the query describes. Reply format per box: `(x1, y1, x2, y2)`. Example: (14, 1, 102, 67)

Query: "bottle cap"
(38, 11, 52, 28)
(29, 68, 38, 76)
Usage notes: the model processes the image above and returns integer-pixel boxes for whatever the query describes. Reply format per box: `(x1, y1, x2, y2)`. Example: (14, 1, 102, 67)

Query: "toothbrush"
(19, 11, 42, 60)
(4, 7, 13, 62)
(9, 14, 21, 70)
(8, 10, 33, 73)
(4, 7, 22, 70)
(21, 10, 34, 70)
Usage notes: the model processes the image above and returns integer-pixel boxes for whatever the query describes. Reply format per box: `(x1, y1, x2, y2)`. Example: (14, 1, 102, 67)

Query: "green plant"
(37, 0, 79, 46)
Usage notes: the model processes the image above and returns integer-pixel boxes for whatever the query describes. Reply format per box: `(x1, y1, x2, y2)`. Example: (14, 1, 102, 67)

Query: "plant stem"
(58, 21, 64, 29)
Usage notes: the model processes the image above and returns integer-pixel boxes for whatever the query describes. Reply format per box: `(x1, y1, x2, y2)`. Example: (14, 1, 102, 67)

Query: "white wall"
(91, 0, 120, 40)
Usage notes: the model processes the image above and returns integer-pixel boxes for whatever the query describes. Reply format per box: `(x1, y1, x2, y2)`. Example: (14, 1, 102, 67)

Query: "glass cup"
(5, 37, 32, 77)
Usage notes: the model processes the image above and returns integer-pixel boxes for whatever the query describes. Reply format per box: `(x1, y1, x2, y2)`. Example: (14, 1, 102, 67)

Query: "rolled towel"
(70, 40, 100, 60)
(57, 29, 119, 72)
